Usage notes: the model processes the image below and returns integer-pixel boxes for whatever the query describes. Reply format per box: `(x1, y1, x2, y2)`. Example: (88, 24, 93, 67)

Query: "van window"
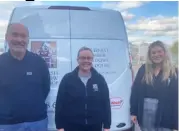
(11, 8, 126, 40)
(11, 8, 70, 39)
(70, 10, 126, 39)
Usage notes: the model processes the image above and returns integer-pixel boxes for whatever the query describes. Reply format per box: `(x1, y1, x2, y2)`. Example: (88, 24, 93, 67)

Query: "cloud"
(116, 1, 148, 11)
(0, 1, 42, 39)
(0, 2, 17, 39)
(127, 15, 178, 38)
(121, 11, 135, 21)
(0, 19, 8, 40)
(102, 1, 177, 44)
(144, 30, 178, 37)
(127, 35, 174, 45)
(102, 1, 148, 21)
(30, 1, 43, 5)
(102, 1, 148, 11)
(0, 20, 8, 27)
(128, 35, 152, 44)
(128, 15, 178, 31)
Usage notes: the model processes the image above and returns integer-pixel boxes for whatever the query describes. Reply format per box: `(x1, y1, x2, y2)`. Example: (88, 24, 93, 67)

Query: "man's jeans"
(0, 118, 48, 131)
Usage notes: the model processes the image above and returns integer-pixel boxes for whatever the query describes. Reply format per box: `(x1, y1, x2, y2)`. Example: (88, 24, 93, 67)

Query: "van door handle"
(116, 123, 126, 128)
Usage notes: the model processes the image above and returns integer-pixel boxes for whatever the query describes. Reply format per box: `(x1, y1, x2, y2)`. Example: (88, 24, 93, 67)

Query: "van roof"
(14, 5, 119, 13)
(10, 5, 127, 41)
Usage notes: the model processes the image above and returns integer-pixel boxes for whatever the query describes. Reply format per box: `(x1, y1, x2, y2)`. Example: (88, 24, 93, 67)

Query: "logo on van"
(31, 41, 57, 68)
(110, 97, 123, 109)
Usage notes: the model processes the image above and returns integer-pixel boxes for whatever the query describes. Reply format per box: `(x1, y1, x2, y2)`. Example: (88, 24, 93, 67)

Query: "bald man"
(0, 23, 50, 131)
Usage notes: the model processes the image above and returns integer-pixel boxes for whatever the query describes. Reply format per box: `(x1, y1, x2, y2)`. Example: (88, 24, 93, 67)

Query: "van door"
(9, 8, 72, 130)
(70, 10, 132, 131)
(30, 39, 71, 130)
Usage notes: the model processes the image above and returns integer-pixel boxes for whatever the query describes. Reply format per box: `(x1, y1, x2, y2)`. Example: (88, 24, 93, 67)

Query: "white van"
(6, 5, 133, 131)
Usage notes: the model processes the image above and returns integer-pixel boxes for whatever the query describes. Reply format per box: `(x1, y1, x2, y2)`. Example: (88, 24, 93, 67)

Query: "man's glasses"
(79, 56, 93, 61)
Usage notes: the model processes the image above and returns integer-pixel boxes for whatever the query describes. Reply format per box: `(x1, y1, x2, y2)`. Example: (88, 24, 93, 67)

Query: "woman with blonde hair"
(130, 41, 178, 131)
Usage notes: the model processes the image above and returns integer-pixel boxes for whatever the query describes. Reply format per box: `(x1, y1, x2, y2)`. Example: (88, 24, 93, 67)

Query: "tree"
(170, 41, 178, 55)
(170, 40, 178, 65)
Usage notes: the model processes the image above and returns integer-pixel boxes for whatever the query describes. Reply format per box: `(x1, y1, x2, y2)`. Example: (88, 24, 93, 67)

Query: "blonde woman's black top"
(130, 64, 178, 130)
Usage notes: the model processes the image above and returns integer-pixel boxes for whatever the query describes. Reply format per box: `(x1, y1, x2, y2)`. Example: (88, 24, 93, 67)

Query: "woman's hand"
(58, 129, 64, 131)
(131, 115, 137, 124)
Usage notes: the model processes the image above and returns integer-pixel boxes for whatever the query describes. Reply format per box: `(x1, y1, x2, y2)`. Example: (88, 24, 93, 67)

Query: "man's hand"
(58, 129, 64, 131)
(104, 128, 110, 131)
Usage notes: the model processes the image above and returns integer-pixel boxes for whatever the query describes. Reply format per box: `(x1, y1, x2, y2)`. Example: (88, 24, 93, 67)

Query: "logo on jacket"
(26, 72, 32, 75)
(93, 84, 98, 92)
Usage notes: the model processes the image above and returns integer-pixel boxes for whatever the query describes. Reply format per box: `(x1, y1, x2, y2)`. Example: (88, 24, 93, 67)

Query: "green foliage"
(170, 40, 178, 65)
(170, 41, 178, 55)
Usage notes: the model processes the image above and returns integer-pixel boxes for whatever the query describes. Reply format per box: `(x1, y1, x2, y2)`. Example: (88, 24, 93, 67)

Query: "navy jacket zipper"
(79, 76, 89, 125)
(83, 79, 89, 125)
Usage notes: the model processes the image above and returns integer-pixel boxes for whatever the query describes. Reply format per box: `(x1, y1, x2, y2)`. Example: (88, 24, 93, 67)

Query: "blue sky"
(0, 1, 178, 48)
(130, 1, 178, 17)
(40, 1, 102, 7)
(41, 1, 178, 16)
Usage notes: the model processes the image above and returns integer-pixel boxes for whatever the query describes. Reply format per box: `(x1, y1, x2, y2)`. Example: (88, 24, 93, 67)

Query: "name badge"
(26, 72, 32, 76)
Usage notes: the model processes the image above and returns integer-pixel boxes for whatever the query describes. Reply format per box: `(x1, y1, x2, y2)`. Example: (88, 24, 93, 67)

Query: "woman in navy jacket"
(130, 41, 178, 131)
